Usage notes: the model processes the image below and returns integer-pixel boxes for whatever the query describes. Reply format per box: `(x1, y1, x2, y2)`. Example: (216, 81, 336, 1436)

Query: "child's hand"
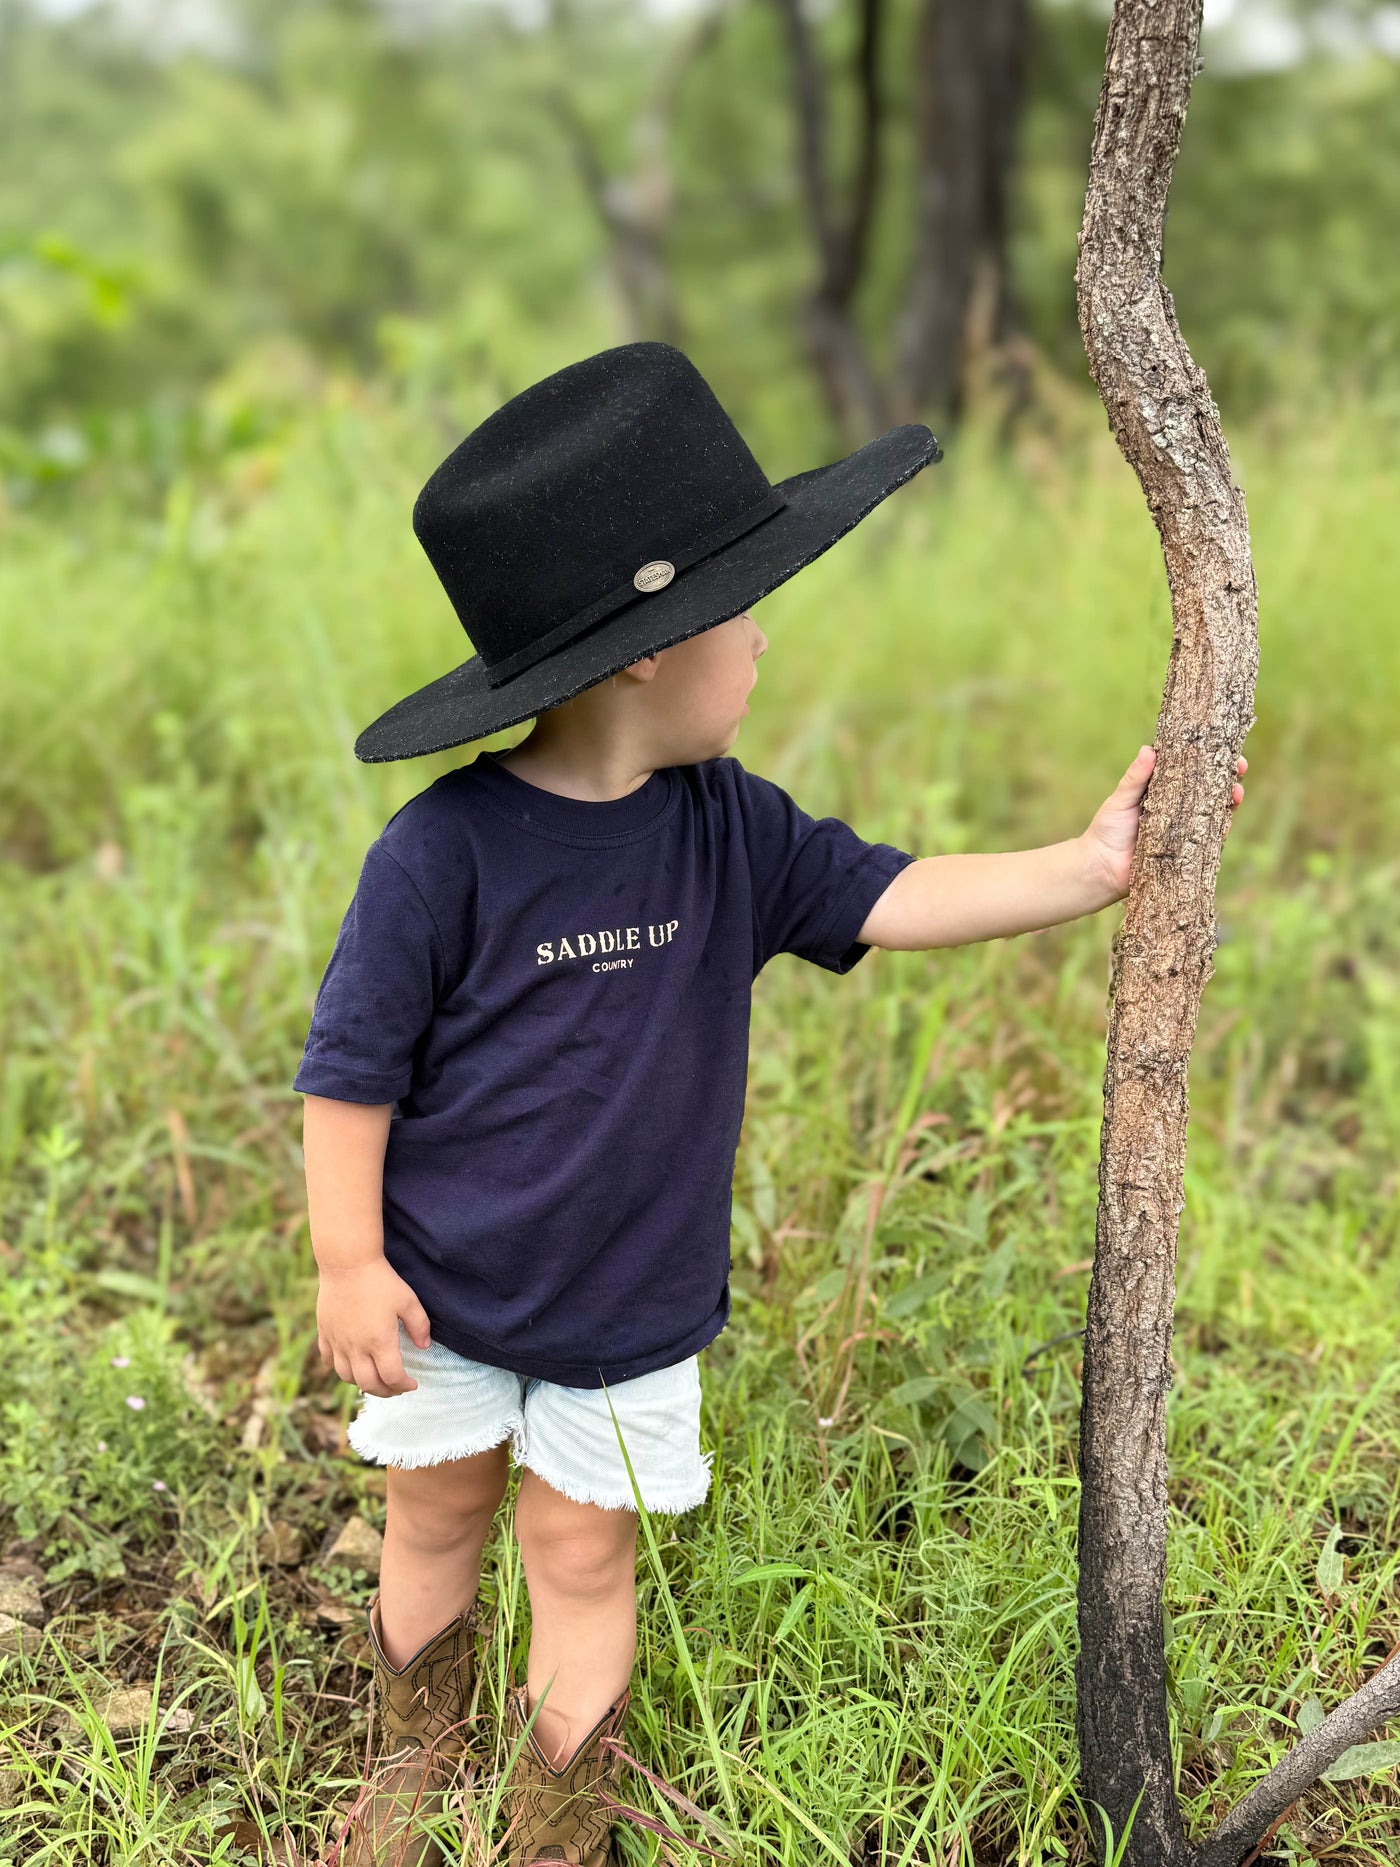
(1082, 744, 1247, 902)
(316, 1257, 432, 1398)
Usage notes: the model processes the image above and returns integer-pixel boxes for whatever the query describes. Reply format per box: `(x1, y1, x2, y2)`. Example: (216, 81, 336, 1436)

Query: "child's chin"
(669, 731, 735, 765)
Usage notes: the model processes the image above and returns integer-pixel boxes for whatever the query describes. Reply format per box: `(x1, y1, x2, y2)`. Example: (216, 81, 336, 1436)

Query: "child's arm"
(304, 1094, 433, 1398)
(858, 745, 1247, 951)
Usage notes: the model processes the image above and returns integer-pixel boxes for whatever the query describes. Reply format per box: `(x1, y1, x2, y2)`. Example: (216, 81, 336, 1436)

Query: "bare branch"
(1195, 1645, 1400, 1867)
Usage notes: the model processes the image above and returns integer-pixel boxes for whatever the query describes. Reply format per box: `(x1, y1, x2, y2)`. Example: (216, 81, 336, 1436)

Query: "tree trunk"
(1075, 11, 1400, 1859)
(891, 0, 1028, 424)
(1072, 0, 1258, 1861)
(767, 0, 1030, 439)
(769, 0, 890, 444)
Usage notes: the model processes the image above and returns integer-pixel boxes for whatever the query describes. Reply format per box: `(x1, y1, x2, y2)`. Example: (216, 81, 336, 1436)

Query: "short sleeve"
(727, 759, 917, 975)
(292, 841, 446, 1104)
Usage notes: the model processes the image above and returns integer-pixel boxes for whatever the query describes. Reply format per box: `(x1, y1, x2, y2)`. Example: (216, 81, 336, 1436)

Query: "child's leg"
(378, 1445, 512, 1667)
(513, 1468, 639, 1767)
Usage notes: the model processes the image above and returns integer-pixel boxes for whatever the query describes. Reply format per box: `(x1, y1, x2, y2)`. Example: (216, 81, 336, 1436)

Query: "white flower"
(111, 1356, 131, 1368)
(125, 1396, 146, 1411)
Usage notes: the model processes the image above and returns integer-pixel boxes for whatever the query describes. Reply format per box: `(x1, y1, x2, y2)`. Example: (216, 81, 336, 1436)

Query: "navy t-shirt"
(293, 751, 916, 1387)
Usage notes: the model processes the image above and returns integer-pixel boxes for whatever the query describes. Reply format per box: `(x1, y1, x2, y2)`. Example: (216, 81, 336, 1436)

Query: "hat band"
(483, 485, 788, 689)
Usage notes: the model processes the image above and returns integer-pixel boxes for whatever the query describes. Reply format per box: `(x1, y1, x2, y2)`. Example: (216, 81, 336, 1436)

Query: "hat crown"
(412, 342, 775, 675)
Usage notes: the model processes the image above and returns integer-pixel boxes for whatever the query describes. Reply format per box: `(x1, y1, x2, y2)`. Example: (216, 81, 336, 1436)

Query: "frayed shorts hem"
(345, 1417, 520, 1471)
(344, 1330, 714, 1515)
(512, 1447, 715, 1516)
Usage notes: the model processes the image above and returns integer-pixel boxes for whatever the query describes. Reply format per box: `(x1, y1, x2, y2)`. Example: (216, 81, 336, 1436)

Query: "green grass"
(0, 389, 1397, 1864)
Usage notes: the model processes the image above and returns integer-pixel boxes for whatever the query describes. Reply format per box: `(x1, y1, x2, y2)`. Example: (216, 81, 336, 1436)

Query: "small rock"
(51, 1687, 154, 1740)
(163, 1706, 196, 1735)
(100, 1685, 154, 1734)
(0, 1764, 21, 1808)
(315, 1602, 359, 1629)
(326, 1516, 383, 1577)
(0, 1555, 46, 1585)
(0, 1576, 44, 1626)
(258, 1521, 305, 1567)
(0, 1613, 42, 1658)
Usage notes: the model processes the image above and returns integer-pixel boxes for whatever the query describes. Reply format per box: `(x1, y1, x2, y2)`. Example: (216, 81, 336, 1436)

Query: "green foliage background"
(0, 1, 1398, 1863)
(3, 0, 1400, 476)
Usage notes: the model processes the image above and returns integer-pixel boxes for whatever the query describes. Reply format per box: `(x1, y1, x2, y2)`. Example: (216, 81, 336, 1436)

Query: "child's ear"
(620, 654, 661, 683)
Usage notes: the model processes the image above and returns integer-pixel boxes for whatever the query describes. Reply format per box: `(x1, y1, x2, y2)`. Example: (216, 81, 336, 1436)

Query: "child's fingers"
(341, 1349, 375, 1395)
(350, 1351, 397, 1400)
(368, 1339, 418, 1397)
(400, 1296, 433, 1350)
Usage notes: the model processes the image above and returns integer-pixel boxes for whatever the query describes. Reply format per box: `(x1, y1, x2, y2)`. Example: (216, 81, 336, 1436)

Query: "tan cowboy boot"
(344, 1593, 482, 1867)
(500, 1682, 632, 1866)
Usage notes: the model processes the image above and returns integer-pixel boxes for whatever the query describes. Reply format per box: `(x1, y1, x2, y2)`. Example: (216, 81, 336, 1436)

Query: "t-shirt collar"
(469, 749, 677, 841)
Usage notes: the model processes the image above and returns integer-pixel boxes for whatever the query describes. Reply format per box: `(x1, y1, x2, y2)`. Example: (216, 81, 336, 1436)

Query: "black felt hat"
(354, 340, 942, 762)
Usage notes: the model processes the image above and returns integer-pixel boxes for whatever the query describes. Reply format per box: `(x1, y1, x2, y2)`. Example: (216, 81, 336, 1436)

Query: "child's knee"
(514, 1473, 639, 1583)
(386, 1445, 510, 1543)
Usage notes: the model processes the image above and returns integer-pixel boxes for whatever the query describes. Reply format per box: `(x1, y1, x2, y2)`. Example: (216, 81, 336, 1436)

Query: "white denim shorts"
(346, 1326, 715, 1516)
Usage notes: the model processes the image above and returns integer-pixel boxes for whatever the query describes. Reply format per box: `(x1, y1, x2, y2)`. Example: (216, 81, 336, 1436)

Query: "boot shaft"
(366, 1594, 482, 1759)
(501, 1683, 631, 1867)
(341, 1596, 485, 1867)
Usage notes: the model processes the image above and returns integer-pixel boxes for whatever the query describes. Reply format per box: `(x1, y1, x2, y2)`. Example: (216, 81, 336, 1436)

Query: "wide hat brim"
(355, 421, 940, 763)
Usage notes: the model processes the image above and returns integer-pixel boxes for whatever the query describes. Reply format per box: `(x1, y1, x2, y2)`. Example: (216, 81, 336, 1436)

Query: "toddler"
(294, 341, 1244, 1866)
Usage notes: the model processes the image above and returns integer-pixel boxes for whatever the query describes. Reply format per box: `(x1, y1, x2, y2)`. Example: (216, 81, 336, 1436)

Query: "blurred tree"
(767, 0, 1028, 439)
(893, 0, 1028, 422)
(498, 0, 734, 348)
(767, 0, 889, 437)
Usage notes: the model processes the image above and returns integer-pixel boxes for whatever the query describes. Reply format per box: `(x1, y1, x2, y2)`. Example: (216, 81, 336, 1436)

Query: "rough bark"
(1075, 4, 1399, 1864)
(1072, 0, 1255, 1859)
